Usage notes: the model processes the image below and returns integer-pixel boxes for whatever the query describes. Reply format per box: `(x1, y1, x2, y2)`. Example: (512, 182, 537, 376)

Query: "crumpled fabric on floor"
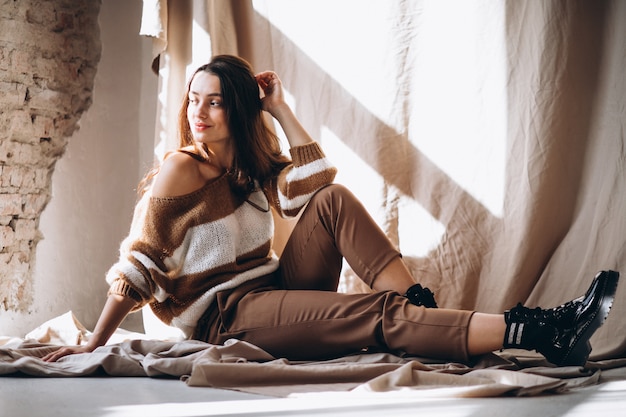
(2, 312, 626, 398)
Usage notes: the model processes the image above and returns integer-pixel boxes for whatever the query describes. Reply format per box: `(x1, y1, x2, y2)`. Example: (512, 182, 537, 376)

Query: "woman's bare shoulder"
(151, 151, 209, 198)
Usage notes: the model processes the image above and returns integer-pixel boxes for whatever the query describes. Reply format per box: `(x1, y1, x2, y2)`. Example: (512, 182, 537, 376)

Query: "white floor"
(2, 376, 626, 417)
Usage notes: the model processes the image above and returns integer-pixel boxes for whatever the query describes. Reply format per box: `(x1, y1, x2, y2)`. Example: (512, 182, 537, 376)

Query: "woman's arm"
(256, 71, 337, 217)
(42, 294, 137, 362)
(256, 71, 313, 148)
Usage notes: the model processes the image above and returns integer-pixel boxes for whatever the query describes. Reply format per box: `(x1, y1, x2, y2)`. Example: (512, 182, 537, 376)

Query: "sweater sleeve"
(105, 192, 155, 309)
(266, 141, 337, 218)
(105, 187, 200, 310)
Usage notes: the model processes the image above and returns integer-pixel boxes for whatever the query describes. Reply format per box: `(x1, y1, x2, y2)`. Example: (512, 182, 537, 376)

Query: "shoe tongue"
(545, 301, 579, 323)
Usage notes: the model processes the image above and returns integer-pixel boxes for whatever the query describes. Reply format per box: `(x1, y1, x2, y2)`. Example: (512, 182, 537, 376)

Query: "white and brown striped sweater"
(106, 142, 337, 337)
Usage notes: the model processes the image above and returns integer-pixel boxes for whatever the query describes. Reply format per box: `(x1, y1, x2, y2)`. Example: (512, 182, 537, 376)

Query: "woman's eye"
(210, 100, 221, 107)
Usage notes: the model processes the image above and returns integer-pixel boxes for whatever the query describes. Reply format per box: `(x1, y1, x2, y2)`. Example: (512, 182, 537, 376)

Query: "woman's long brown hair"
(139, 55, 290, 197)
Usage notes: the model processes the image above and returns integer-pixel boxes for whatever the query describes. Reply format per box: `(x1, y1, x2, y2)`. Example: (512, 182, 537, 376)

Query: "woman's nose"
(194, 103, 207, 119)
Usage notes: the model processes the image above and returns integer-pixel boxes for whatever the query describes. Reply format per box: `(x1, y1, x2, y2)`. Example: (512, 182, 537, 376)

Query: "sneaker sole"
(559, 270, 620, 366)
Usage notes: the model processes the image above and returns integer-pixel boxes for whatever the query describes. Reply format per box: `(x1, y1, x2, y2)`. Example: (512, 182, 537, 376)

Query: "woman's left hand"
(256, 71, 287, 116)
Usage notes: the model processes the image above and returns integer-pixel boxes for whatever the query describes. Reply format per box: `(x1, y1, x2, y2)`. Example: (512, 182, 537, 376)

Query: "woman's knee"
(309, 183, 358, 212)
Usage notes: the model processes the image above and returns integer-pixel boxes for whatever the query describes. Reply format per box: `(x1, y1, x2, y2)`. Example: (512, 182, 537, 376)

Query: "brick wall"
(0, 0, 101, 311)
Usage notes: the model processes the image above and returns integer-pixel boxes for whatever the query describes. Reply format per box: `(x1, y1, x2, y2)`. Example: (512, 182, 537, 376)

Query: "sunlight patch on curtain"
(407, 1, 507, 219)
(253, 0, 506, 257)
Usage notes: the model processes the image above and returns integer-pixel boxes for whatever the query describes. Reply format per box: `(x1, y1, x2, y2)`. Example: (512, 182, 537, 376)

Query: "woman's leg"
(272, 185, 619, 365)
(468, 313, 507, 356)
(212, 282, 475, 361)
(278, 184, 414, 293)
(372, 256, 418, 293)
(206, 270, 617, 366)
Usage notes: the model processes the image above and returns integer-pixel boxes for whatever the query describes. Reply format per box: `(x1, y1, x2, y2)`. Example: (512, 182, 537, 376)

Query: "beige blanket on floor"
(2, 312, 626, 398)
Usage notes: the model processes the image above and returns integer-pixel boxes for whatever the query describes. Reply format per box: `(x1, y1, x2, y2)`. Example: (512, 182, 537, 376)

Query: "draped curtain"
(140, 0, 626, 360)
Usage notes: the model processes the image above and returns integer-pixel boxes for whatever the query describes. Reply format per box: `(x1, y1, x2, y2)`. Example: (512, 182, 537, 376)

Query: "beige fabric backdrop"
(140, 0, 626, 360)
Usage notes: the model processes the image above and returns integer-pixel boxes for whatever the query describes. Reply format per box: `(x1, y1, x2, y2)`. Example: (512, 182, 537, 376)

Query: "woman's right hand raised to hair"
(255, 71, 314, 148)
(256, 71, 288, 118)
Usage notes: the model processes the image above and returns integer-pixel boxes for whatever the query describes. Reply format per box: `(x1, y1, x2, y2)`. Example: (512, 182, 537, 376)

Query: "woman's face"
(187, 71, 231, 146)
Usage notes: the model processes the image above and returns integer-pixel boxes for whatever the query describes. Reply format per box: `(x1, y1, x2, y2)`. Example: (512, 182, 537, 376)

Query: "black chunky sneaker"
(503, 270, 619, 366)
(404, 283, 438, 308)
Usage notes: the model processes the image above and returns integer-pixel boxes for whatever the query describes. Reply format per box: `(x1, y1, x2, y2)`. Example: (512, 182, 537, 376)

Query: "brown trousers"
(196, 184, 473, 362)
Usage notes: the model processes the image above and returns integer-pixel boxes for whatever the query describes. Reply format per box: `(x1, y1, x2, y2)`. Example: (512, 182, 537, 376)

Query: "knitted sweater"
(106, 142, 337, 337)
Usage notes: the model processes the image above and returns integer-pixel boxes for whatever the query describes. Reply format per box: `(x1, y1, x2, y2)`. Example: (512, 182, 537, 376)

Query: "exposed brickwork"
(0, 0, 101, 311)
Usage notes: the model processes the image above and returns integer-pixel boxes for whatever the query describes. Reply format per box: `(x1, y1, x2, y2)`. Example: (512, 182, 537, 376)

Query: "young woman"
(43, 55, 619, 366)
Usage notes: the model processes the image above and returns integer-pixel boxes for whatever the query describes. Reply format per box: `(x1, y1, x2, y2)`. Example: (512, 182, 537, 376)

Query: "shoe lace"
(510, 297, 582, 325)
